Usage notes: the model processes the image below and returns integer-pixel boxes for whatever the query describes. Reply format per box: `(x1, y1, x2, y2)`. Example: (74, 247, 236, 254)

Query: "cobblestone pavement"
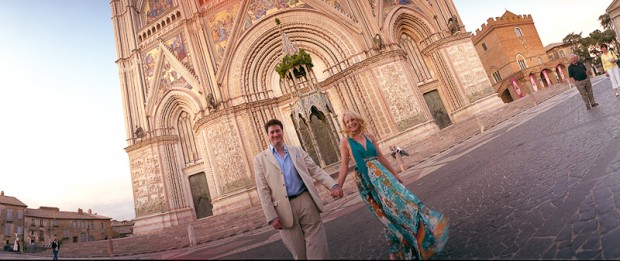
(7, 76, 618, 260)
(425, 76, 620, 260)
(199, 76, 618, 260)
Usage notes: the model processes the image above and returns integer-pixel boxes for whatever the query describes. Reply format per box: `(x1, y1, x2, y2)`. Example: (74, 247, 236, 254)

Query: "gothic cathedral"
(110, 0, 501, 235)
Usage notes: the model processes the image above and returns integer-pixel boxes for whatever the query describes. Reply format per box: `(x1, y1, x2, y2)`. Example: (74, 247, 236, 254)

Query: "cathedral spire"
(276, 18, 298, 56)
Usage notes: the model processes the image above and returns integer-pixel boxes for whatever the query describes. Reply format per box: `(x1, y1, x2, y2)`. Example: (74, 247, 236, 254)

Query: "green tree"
(599, 13, 612, 29)
(563, 27, 620, 64)
(563, 32, 582, 50)
(563, 32, 591, 61)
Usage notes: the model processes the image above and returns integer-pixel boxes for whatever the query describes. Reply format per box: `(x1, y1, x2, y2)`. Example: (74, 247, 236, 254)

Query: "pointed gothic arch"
(154, 91, 202, 129)
(385, 5, 437, 45)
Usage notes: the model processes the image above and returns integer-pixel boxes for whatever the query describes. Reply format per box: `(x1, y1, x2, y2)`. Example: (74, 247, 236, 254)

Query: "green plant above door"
(275, 49, 314, 79)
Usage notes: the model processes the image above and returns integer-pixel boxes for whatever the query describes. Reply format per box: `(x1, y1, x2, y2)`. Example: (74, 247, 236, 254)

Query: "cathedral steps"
(31, 166, 358, 258)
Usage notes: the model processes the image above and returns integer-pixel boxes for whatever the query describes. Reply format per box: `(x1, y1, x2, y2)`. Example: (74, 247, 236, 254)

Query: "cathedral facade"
(110, 0, 500, 235)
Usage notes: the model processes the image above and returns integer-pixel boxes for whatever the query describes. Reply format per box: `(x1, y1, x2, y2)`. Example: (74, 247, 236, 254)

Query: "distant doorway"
(189, 173, 213, 219)
(423, 90, 451, 129)
(500, 89, 514, 103)
(291, 107, 339, 167)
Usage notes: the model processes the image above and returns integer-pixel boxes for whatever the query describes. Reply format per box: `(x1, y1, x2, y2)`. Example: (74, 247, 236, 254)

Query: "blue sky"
(0, 0, 610, 222)
(0, 0, 133, 221)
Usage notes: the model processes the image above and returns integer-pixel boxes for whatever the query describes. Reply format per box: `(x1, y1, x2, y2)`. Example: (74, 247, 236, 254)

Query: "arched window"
(537, 57, 543, 65)
(515, 27, 523, 38)
(177, 111, 200, 165)
(492, 71, 502, 83)
(482, 43, 488, 51)
(517, 54, 527, 70)
(400, 34, 433, 83)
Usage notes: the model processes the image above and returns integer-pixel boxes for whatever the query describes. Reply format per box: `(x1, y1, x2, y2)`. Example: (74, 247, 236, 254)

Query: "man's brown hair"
(264, 119, 283, 133)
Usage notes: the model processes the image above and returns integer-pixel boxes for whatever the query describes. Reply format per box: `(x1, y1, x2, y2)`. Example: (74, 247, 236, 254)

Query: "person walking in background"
(389, 145, 409, 173)
(334, 110, 448, 260)
(254, 119, 343, 259)
(51, 236, 59, 260)
(568, 54, 598, 110)
(13, 233, 19, 252)
(600, 44, 620, 97)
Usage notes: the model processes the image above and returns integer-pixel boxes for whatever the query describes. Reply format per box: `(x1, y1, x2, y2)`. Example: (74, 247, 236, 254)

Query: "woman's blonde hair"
(341, 110, 366, 136)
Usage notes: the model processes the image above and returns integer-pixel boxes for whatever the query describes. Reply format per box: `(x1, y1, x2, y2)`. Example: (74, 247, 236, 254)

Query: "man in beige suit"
(254, 119, 343, 259)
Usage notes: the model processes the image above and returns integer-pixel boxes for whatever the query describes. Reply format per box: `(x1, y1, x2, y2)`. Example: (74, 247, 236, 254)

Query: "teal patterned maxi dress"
(348, 136, 448, 259)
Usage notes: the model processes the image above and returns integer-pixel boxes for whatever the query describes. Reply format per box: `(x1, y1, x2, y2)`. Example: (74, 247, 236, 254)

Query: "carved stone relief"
(130, 147, 166, 217)
(374, 63, 425, 130)
(204, 117, 251, 194)
(446, 42, 494, 102)
(235, 113, 257, 168)
(358, 71, 390, 136)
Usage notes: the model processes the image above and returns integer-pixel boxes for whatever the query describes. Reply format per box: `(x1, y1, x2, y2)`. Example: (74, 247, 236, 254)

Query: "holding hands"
(270, 217, 284, 230)
(331, 185, 344, 199)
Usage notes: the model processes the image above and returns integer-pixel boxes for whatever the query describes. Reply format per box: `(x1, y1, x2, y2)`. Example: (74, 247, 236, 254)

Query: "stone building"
(0, 191, 112, 247)
(110, 0, 502, 235)
(545, 42, 593, 75)
(110, 220, 135, 238)
(0, 191, 27, 250)
(25, 207, 113, 244)
(608, 0, 620, 39)
(472, 11, 570, 103)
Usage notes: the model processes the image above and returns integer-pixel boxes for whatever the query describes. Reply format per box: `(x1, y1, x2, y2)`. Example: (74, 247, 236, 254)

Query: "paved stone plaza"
(196, 76, 619, 260)
(138, 76, 620, 260)
(5, 75, 620, 260)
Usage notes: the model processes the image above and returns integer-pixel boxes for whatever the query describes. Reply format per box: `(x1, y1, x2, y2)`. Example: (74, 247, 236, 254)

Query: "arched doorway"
(528, 73, 539, 92)
(174, 108, 214, 219)
(308, 107, 339, 165)
(500, 88, 513, 103)
(292, 115, 320, 165)
(540, 69, 553, 88)
(556, 64, 568, 83)
(291, 106, 340, 167)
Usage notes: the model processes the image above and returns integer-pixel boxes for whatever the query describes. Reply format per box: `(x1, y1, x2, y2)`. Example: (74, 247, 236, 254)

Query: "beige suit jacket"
(254, 145, 337, 228)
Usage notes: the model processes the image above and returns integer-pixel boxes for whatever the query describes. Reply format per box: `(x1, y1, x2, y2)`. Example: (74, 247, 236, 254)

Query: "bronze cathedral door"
(424, 90, 452, 129)
(189, 172, 213, 219)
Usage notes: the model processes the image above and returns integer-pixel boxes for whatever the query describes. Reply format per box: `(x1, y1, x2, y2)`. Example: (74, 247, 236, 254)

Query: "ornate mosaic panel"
(143, 47, 161, 91)
(130, 148, 166, 216)
(163, 33, 193, 72)
(208, 4, 239, 65)
(159, 59, 187, 90)
(383, 0, 410, 15)
(382, 0, 422, 19)
(144, 0, 174, 24)
(322, 0, 352, 17)
(446, 42, 494, 102)
(243, 0, 307, 30)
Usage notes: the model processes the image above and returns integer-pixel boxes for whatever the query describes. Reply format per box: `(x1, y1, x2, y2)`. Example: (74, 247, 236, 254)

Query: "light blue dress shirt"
(270, 144, 307, 197)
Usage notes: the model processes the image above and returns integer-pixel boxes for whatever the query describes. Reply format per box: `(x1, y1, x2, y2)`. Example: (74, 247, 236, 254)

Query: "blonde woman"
(335, 110, 448, 260)
(600, 44, 620, 96)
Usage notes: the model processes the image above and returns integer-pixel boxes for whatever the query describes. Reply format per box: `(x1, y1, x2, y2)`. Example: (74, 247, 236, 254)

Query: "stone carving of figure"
(134, 126, 145, 138)
(448, 15, 460, 35)
(372, 34, 384, 51)
(207, 93, 218, 110)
